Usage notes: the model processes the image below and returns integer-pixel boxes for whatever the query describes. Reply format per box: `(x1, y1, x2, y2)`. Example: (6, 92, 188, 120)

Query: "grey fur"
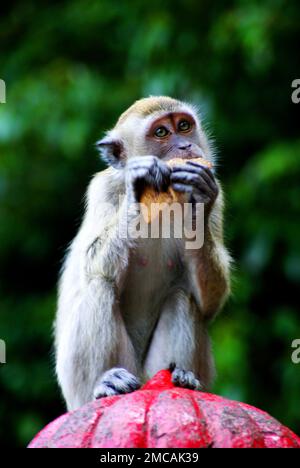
(54, 97, 231, 410)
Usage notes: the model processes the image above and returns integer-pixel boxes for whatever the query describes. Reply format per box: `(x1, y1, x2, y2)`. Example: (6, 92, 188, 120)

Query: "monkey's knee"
(93, 367, 141, 399)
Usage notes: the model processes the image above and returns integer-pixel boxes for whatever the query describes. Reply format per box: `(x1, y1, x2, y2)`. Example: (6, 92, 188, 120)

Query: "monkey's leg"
(143, 289, 215, 390)
(55, 277, 139, 410)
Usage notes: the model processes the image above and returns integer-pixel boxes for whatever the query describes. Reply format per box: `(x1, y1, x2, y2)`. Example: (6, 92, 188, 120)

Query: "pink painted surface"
(28, 369, 300, 448)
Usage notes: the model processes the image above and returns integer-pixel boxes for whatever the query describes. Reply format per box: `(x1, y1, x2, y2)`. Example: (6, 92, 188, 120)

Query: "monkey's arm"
(55, 169, 139, 410)
(170, 162, 231, 320)
(82, 169, 139, 284)
(84, 156, 170, 283)
(189, 188, 231, 320)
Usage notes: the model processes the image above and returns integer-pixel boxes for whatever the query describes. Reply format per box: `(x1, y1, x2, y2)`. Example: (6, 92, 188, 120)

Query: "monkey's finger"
(128, 159, 171, 188)
(93, 368, 141, 399)
(185, 161, 216, 182)
(158, 161, 172, 178)
(126, 160, 157, 173)
(171, 172, 216, 199)
(93, 382, 120, 398)
(172, 183, 213, 204)
(150, 157, 171, 173)
(173, 163, 218, 193)
(148, 163, 171, 191)
(171, 171, 204, 185)
(128, 162, 157, 173)
(171, 182, 193, 193)
(192, 191, 212, 204)
(172, 368, 185, 385)
(128, 167, 152, 182)
(145, 171, 167, 192)
(184, 371, 202, 390)
(172, 367, 203, 391)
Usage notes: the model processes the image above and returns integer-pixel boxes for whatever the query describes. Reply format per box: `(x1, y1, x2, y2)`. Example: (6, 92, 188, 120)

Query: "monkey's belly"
(119, 238, 186, 360)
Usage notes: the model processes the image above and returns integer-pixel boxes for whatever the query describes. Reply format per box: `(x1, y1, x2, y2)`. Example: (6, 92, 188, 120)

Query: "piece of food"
(141, 157, 213, 223)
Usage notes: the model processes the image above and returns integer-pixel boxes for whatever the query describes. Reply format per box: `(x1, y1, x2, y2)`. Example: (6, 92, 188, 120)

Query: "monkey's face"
(141, 111, 204, 161)
(97, 98, 212, 168)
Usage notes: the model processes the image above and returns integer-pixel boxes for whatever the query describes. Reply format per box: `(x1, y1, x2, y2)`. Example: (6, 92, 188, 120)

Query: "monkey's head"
(97, 96, 213, 168)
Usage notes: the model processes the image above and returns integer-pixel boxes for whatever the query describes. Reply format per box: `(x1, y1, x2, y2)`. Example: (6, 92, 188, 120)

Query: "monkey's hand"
(125, 155, 171, 202)
(170, 161, 219, 221)
(93, 368, 141, 399)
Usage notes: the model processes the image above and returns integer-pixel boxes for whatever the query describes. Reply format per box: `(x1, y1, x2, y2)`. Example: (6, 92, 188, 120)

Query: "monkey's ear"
(96, 137, 126, 169)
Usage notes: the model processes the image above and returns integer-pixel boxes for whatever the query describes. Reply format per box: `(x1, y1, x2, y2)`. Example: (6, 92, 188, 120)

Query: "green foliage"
(0, 0, 299, 447)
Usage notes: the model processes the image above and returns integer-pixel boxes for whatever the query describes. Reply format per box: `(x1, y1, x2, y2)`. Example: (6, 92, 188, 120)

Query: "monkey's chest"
(119, 237, 185, 359)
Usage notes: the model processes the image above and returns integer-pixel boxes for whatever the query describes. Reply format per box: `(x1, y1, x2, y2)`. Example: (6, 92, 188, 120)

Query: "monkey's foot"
(170, 364, 202, 391)
(93, 368, 141, 399)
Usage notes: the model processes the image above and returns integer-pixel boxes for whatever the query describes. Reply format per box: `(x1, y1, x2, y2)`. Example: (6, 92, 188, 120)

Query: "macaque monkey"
(55, 96, 231, 410)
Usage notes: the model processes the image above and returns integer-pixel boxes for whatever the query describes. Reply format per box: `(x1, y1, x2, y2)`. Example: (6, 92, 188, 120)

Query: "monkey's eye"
(154, 126, 169, 138)
(178, 120, 192, 132)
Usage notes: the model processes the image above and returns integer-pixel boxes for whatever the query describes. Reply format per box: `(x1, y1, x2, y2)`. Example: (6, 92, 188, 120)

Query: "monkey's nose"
(178, 143, 192, 151)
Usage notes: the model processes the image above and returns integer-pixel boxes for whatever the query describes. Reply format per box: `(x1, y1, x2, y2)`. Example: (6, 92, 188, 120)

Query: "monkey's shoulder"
(87, 167, 125, 206)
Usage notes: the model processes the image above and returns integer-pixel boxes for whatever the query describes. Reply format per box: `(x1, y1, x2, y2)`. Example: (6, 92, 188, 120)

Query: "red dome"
(28, 370, 300, 448)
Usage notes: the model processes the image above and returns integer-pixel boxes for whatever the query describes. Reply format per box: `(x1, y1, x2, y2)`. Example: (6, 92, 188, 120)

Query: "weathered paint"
(28, 369, 300, 448)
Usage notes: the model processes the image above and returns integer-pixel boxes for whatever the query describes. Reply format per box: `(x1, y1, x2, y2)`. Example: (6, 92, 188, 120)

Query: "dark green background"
(0, 0, 300, 447)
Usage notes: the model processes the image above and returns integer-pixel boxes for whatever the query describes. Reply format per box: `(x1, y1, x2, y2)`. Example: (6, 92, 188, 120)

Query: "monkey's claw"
(171, 366, 202, 391)
(93, 367, 141, 399)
